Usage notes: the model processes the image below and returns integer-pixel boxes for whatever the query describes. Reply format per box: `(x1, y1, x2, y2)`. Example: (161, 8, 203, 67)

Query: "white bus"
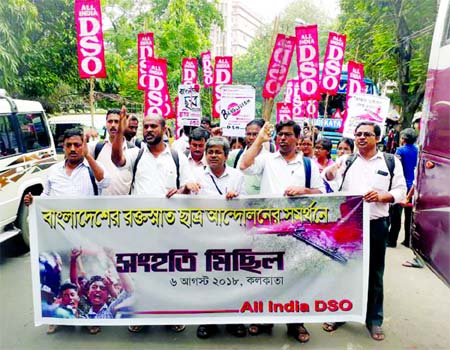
(0, 90, 57, 249)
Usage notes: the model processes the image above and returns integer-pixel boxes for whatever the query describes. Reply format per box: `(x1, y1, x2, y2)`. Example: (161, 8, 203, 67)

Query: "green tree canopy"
(339, 0, 438, 127)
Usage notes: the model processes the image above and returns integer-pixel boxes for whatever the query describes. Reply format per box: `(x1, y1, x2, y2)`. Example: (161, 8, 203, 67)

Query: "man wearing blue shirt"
(388, 128, 418, 248)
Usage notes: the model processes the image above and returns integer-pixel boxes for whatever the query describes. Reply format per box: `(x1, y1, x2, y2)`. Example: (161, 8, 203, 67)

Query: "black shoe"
(197, 324, 219, 339)
(387, 243, 396, 248)
(226, 324, 247, 337)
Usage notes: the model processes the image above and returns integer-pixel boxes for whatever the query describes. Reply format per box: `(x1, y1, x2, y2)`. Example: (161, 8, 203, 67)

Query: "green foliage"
(0, 0, 39, 93)
(233, 0, 336, 118)
(339, 0, 438, 126)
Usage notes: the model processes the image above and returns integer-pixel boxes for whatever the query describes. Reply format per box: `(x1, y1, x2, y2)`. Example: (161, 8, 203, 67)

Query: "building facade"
(210, 0, 265, 57)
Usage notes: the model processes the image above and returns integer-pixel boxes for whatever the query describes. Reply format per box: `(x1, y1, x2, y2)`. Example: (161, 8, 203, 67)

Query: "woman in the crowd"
(336, 137, 354, 157)
(299, 135, 314, 158)
(313, 138, 334, 173)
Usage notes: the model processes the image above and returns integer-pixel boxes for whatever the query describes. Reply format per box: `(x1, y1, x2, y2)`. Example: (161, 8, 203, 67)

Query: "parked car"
(0, 89, 57, 248)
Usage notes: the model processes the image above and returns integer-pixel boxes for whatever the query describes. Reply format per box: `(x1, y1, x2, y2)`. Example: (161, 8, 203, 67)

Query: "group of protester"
(24, 107, 420, 342)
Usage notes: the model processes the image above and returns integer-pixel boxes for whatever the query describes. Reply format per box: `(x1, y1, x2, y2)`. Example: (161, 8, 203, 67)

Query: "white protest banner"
(219, 85, 255, 137)
(177, 84, 202, 127)
(74, 0, 106, 78)
(137, 33, 154, 90)
(342, 93, 390, 139)
(30, 194, 368, 326)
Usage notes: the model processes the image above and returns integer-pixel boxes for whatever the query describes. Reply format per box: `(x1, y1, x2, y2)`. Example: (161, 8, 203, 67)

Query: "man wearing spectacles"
(323, 122, 406, 341)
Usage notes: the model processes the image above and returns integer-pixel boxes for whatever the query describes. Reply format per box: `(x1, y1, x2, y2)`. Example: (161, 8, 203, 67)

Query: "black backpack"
(94, 140, 136, 160)
(338, 152, 395, 191)
(129, 147, 180, 194)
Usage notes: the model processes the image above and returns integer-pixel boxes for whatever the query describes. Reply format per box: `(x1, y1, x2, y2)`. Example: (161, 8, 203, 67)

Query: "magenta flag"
(137, 33, 155, 90)
(182, 58, 198, 85)
(320, 32, 347, 95)
(200, 51, 214, 88)
(340, 60, 366, 130)
(276, 102, 293, 123)
(295, 25, 321, 101)
(262, 34, 296, 98)
(74, 0, 106, 78)
(212, 56, 233, 118)
(284, 79, 305, 119)
(144, 58, 173, 119)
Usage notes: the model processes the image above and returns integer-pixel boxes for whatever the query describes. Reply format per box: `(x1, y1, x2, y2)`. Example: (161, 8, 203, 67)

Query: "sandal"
(248, 323, 273, 336)
(168, 324, 186, 333)
(287, 323, 310, 343)
(367, 325, 385, 341)
(88, 326, 101, 335)
(128, 325, 144, 333)
(226, 324, 247, 337)
(322, 322, 346, 332)
(402, 258, 423, 268)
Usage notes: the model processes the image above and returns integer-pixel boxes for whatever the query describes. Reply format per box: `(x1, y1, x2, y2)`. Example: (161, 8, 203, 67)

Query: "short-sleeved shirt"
(395, 144, 418, 190)
(194, 165, 246, 197)
(227, 147, 267, 195)
(43, 159, 110, 196)
(336, 152, 407, 219)
(242, 151, 325, 195)
(124, 145, 193, 196)
(88, 138, 132, 195)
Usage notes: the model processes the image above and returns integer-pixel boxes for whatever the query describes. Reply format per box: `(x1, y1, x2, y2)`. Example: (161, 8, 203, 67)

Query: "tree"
(339, 0, 438, 127)
(0, 0, 39, 93)
(233, 0, 336, 118)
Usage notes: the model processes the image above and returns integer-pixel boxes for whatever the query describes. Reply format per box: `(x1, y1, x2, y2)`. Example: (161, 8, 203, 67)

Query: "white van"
(0, 89, 57, 248)
(48, 113, 106, 153)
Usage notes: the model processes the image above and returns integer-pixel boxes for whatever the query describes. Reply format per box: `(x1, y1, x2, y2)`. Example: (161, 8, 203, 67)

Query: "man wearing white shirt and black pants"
(240, 119, 325, 343)
(111, 112, 198, 334)
(323, 122, 406, 341)
(192, 136, 246, 338)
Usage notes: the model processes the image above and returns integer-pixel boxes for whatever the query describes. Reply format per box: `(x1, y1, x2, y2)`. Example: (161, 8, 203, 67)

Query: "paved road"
(1, 239, 449, 350)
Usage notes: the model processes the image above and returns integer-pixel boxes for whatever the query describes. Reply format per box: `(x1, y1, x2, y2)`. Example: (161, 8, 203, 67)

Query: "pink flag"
(144, 58, 173, 119)
(262, 34, 296, 98)
(305, 100, 319, 119)
(212, 56, 233, 118)
(137, 33, 154, 90)
(74, 0, 106, 78)
(320, 32, 346, 95)
(340, 60, 366, 130)
(182, 58, 198, 85)
(295, 25, 321, 101)
(201, 51, 214, 88)
(284, 79, 305, 119)
(276, 102, 293, 123)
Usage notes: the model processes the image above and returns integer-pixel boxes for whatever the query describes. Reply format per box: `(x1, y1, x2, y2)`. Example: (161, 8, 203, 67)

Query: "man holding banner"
(240, 120, 325, 343)
(191, 136, 247, 338)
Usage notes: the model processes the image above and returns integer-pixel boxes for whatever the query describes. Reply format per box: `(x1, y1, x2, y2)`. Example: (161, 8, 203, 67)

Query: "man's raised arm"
(111, 106, 127, 167)
(240, 122, 273, 171)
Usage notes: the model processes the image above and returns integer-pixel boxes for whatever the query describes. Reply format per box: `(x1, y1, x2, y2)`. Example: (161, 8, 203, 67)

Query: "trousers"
(366, 217, 389, 327)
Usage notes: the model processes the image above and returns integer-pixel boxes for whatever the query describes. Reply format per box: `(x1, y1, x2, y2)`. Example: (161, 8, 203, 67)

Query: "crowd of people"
(25, 108, 421, 342)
